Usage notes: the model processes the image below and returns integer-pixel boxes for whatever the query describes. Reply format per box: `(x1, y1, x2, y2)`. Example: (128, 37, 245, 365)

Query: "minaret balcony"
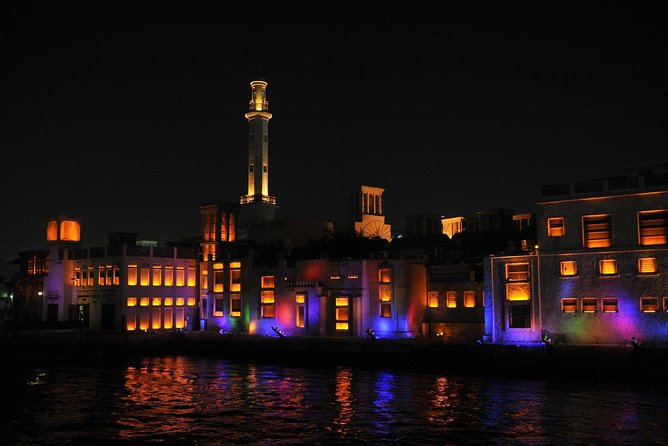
(240, 194, 276, 205)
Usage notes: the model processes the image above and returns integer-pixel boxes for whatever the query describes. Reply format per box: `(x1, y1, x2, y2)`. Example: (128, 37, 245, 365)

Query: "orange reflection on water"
(333, 367, 354, 435)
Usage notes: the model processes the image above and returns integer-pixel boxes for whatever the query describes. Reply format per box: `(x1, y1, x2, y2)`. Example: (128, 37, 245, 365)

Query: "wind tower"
(239, 79, 277, 225)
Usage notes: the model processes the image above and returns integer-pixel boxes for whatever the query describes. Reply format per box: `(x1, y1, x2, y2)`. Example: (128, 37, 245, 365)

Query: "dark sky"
(2, 1, 667, 263)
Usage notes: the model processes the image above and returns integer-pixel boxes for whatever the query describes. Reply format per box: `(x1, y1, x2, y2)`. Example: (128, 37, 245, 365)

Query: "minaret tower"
(239, 79, 277, 224)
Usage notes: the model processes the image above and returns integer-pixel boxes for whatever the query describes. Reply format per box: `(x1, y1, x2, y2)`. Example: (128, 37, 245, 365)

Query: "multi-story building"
(485, 166, 668, 345)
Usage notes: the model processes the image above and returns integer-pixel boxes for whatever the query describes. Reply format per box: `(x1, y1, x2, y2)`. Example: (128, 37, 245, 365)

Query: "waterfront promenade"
(2, 328, 667, 385)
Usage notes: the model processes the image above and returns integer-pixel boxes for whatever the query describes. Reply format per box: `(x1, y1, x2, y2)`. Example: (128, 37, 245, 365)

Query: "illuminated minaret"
(239, 79, 277, 224)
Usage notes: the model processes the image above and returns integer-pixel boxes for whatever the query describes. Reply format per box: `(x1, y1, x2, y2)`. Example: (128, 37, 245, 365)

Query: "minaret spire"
(239, 79, 277, 224)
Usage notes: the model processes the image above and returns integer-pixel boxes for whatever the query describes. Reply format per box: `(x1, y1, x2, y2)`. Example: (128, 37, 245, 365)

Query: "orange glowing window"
(599, 259, 618, 275)
(547, 217, 564, 237)
(152, 266, 162, 286)
(583, 215, 612, 248)
(140, 268, 150, 286)
(87, 267, 94, 286)
(330, 274, 341, 280)
(261, 275, 275, 289)
(506, 282, 530, 301)
(59, 220, 81, 241)
(229, 214, 236, 242)
(176, 267, 185, 286)
(151, 306, 162, 329)
(213, 270, 224, 293)
(602, 298, 618, 313)
(261, 290, 275, 318)
(379, 285, 392, 318)
(187, 268, 196, 287)
(506, 263, 529, 281)
(164, 297, 173, 306)
(582, 298, 597, 313)
(347, 274, 359, 279)
(561, 298, 577, 313)
(98, 267, 105, 286)
(464, 291, 475, 308)
(74, 269, 81, 287)
(296, 293, 306, 328)
(230, 269, 241, 292)
(640, 297, 658, 313)
(46, 220, 58, 242)
(175, 297, 185, 306)
(379, 268, 392, 284)
(201, 270, 208, 290)
(174, 308, 185, 329)
(139, 297, 150, 307)
(230, 294, 241, 317)
(428, 291, 439, 308)
(560, 261, 577, 276)
(335, 297, 349, 330)
(212, 295, 223, 317)
(220, 213, 227, 242)
(127, 297, 137, 307)
(113, 267, 120, 285)
(638, 210, 667, 246)
(187, 298, 196, 306)
(638, 257, 657, 274)
(106, 266, 113, 286)
(126, 307, 137, 331)
(164, 267, 174, 286)
(163, 307, 173, 329)
(128, 265, 138, 286)
(152, 297, 161, 306)
(213, 262, 224, 270)
(230, 261, 241, 269)
(446, 291, 457, 308)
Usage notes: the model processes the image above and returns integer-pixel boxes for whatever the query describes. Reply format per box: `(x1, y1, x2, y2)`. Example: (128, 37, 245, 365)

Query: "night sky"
(2, 1, 667, 265)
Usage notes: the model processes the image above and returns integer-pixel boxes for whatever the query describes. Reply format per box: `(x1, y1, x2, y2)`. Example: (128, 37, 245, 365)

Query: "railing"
(240, 194, 276, 205)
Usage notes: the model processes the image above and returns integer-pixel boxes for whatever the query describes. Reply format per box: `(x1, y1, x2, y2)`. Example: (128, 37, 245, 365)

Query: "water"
(2, 356, 668, 445)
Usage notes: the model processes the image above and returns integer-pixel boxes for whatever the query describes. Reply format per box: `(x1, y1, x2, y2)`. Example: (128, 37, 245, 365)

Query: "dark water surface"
(2, 355, 668, 445)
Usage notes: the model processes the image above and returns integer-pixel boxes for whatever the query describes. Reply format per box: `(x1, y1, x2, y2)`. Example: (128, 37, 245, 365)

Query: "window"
(561, 298, 577, 313)
(187, 268, 196, 287)
(602, 298, 618, 313)
(140, 268, 150, 286)
(379, 268, 391, 284)
(638, 257, 657, 274)
(506, 263, 529, 281)
(640, 297, 658, 313)
(151, 298, 162, 330)
(98, 266, 105, 286)
(464, 291, 475, 308)
(213, 270, 224, 293)
(581, 298, 597, 313)
(230, 294, 241, 317)
(187, 298, 196, 306)
(164, 267, 174, 286)
(128, 265, 138, 286)
(335, 297, 349, 331)
(379, 286, 392, 317)
(106, 267, 113, 286)
(202, 297, 209, 319)
(175, 297, 185, 306)
(664, 297, 668, 313)
(230, 263, 241, 292)
(427, 291, 439, 308)
(547, 217, 565, 237)
(113, 267, 120, 285)
(296, 293, 306, 328)
(87, 267, 94, 286)
(599, 259, 618, 275)
(127, 297, 137, 307)
(506, 283, 530, 301)
(164, 297, 173, 306)
(201, 270, 208, 290)
(508, 304, 531, 328)
(214, 295, 223, 317)
(583, 215, 612, 248)
(560, 261, 577, 276)
(74, 269, 81, 287)
(152, 266, 162, 286)
(261, 275, 275, 318)
(176, 267, 185, 286)
(139, 297, 150, 307)
(261, 275, 275, 289)
(638, 210, 668, 245)
(446, 291, 457, 308)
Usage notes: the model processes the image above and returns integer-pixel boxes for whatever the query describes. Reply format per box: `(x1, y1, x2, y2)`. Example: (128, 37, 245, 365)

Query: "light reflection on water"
(2, 356, 668, 445)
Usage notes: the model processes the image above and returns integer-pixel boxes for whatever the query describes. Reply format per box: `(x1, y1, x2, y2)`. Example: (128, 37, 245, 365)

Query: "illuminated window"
(106, 266, 113, 286)
(446, 291, 457, 308)
(201, 297, 208, 319)
(220, 213, 227, 242)
(261, 291, 275, 318)
(152, 266, 162, 286)
(112, 267, 119, 285)
(464, 291, 475, 308)
(583, 215, 612, 248)
(140, 268, 150, 286)
(638, 257, 657, 274)
(581, 298, 597, 313)
(187, 268, 196, 287)
(176, 267, 185, 286)
(214, 294, 224, 317)
(213, 270, 225, 293)
(379, 268, 391, 284)
(599, 259, 618, 275)
(151, 297, 161, 306)
(175, 307, 185, 329)
(126, 305, 137, 331)
(506, 263, 529, 281)
(379, 285, 392, 318)
(508, 304, 531, 328)
(335, 297, 349, 331)
(547, 217, 564, 237)
(187, 298, 196, 306)
(201, 270, 208, 290)
(664, 297, 668, 313)
(175, 297, 185, 306)
(330, 274, 341, 280)
(640, 297, 658, 313)
(638, 210, 667, 245)
(296, 293, 306, 328)
(87, 267, 94, 286)
(98, 266, 105, 286)
(230, 268, 241, 292)
(602, 298, 618, 313)
(59, 220, 81, 241)
(151, 299, 162, 329)
(127, 297, 137, 307)
(164, 267, 174, 286)
(164, 297, 173, 306)
(81, 270, 88, 287)
(560, 261, 577, 276)
(163, 305, 173, 329)
(229, 214, 236, 242)
(561, 298, 577, 313)
(139, 297, 149, 307)
(74, 269, 81, 287)
(347, 274, 359, 279)
(261, 275, 275, 289)
(128, 265, 138, 286)
(230, 294, 241, 317)
(506, 282, 530, 301)
(427, 291, 439, 308)
(46, 220, 58, 241)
